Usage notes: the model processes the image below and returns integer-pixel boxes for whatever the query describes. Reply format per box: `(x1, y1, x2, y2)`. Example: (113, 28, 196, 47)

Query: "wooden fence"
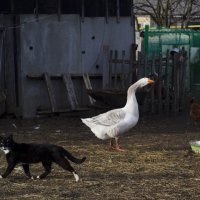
(26, 46, 188, 116)
(137, 48, 187, 114)
(103, 44, 137, 90)
(99, 46, 188, 114)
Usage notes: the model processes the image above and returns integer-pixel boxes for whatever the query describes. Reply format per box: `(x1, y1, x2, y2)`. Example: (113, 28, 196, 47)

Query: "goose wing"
(83, 108, 126, 127)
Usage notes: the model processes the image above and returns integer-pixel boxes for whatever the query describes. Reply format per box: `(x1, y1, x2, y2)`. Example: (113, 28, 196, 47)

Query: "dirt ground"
(0, 112, 200, 200)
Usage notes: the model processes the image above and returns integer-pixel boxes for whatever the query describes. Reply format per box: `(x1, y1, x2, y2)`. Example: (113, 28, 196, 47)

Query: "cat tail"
(62, 149, 86, 164)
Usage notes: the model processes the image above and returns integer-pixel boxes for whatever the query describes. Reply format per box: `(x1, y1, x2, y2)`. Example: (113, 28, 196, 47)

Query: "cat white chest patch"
(3, 149, 10, 154)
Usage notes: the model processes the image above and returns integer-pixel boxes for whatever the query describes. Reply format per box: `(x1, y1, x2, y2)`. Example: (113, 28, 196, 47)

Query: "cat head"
(0, 135, 14, 154)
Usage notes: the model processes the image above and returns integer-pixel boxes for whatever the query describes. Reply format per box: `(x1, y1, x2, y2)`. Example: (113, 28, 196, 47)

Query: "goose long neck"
(124, 84, 139, 114)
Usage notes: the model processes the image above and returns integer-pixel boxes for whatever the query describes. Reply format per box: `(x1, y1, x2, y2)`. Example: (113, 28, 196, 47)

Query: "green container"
(190, 141, 200, 154)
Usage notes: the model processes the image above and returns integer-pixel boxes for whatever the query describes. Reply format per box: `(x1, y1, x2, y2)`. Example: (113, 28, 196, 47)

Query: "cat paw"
(0, 175, 2, 179)
(36, 175, 40, 179)
(73, 172, 79, 182)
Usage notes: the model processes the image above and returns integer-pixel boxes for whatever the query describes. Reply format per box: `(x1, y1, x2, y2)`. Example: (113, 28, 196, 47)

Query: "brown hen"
(190, 98, 200, 122)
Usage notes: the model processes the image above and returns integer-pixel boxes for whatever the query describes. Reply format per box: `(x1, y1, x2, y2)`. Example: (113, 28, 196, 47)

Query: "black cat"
(0, 135, 86, 182)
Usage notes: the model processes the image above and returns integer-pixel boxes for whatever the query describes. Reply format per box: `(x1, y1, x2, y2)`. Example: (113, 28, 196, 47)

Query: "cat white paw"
(73, 172, 79, 182)
(37, 176, 40, 179)
(0, 175, 3, 179)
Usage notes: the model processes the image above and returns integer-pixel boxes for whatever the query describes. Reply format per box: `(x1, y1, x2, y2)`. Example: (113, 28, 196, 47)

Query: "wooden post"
(131, 43, 138, 83)
(131, 0, 135, 27)
(179, 51, 183, 111)
(121, 50, 125, 89)
(62, 73, 79, 110)
(105, 0, 108, 23)
(158, 52, 162, 114)
(179, 48, 187, 111)
(11, 3, 20, 110)
(109, 50, 113, 88)
(172, 52, 178, 113)
(102, 45, 110, 89)
(81, 0, 85, 23)
(176, 55, 180, 113)
(35, 0, 39, 21)
(83, 73, 96, 105)
(114, 50, 118, 89)
(137, 52, 142, 79)
(144, 54, 147, 76)
(44, 73, 56, 113)
(165, 50, 170, 114)
(116, 0, 120, 23)
(57, 0, 61, 21)
(150, 56, 155, 114)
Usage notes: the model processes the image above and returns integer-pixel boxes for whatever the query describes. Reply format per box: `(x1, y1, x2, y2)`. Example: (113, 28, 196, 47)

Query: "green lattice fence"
(144, 26, 200, 92)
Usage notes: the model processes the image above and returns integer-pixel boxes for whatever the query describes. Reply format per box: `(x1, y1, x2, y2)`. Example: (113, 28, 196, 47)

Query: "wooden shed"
(0, 0, 135, 118)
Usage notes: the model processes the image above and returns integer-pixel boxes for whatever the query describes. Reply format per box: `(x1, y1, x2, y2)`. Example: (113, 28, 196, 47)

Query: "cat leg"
(55, 157, 79, 182)
(0, 162, 16, 178)
(37, 161, 52, 179)
(22, 164, 33, 179)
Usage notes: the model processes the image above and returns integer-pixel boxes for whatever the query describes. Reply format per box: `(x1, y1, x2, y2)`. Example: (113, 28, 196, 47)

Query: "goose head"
(137, 77, 154, 88)
(127, 77, 154, 96)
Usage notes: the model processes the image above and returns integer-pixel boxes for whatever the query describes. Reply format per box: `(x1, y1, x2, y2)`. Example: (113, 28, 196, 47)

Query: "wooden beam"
(83, 74, 92, 90)
(103, 45, 110, 89)
(26, 73, 102, 80)
(62, 73, 79, 110)
(83, 73, 96, 105)
(158, 53, 162, 114)
(105, 0, 108, 23)
(165, 50, 170, 114)
(131, 0, 135, 27)
(37, 107, 88, 115)
(109, 59, 131, 64)
(44, 73, 57, 113)
(116, 0, 120, 23)
(81, 0, 85, 23)
(114, 50, 118, 88)
(120, 50, 125, 89)
(150, 56, 155, 114)
(109, 50, 113, 88)
(10, 0, 14, 14)
(35, 0, 39, 21)
(57, 0, 61, 21)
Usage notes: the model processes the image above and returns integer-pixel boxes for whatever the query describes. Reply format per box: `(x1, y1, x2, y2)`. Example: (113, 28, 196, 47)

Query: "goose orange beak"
(148, 79, 154, 84)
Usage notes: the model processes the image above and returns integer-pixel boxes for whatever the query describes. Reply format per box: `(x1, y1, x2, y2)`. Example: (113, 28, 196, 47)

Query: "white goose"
(81, 78, 154, 151)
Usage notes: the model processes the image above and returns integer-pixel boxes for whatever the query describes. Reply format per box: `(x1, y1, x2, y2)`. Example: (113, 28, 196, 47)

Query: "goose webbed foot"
(109, 138, 126, 152)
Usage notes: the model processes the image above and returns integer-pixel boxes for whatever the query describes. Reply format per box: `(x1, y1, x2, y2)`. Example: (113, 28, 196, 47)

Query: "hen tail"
(62, 149, 86, 164)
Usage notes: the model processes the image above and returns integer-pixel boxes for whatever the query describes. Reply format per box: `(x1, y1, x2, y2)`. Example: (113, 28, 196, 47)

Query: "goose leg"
(115, 137, 126, 152)
(109, 138, 115, 150)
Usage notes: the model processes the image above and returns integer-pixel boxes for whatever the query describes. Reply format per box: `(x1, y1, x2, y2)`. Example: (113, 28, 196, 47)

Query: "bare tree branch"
(134, 0, 200, 28)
